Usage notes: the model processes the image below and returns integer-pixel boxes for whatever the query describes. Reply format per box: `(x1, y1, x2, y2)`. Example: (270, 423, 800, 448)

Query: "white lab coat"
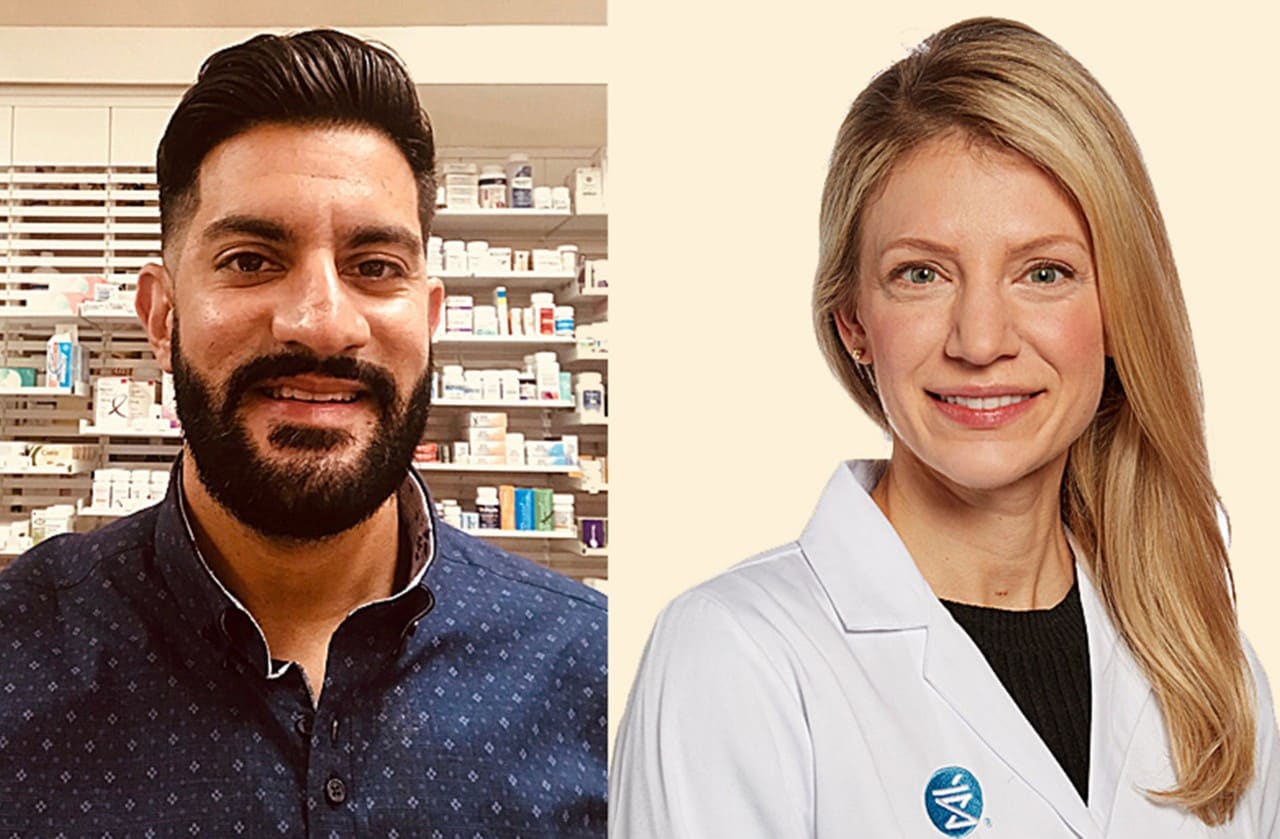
(611, 460, 1280, 837)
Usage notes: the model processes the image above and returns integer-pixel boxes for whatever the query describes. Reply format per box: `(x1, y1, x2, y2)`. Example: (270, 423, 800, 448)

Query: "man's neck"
(178, 454, 401, 697)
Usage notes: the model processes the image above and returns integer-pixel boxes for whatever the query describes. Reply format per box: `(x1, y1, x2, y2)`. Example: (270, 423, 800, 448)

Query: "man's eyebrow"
(200, 215, 290, 245)
(347, 225, 424, 254)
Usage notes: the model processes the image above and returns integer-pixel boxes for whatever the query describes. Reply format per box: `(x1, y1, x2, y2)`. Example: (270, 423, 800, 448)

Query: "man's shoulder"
(431, 522, 606, 614)
(0, 505, 159, 597)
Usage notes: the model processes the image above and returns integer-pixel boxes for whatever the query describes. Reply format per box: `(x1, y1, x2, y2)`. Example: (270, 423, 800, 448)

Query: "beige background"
(609, 0, 1280, 746)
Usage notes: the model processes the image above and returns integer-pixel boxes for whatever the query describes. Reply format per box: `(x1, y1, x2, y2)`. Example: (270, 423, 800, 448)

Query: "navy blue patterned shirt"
(0, 466, 607, 837)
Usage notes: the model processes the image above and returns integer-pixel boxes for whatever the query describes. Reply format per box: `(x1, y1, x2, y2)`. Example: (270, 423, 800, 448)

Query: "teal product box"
(514, 488, 535, 530)
(559, 372, 572, 402)
(0, 367, 37, 388)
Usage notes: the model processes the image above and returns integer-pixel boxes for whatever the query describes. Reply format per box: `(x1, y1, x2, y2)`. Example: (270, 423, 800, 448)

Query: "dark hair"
(156, 29, 436, 255)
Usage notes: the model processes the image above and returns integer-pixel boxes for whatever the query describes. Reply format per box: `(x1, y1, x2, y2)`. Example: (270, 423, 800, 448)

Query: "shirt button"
(324, 776, 348, 806)
(294, 714, 312, 737)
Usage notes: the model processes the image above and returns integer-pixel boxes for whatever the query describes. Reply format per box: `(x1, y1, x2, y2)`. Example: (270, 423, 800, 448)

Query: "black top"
(941, 578, 1092, 802)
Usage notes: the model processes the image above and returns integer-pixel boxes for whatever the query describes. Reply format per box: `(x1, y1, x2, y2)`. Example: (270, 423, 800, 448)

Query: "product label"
(478, 183, 508, 209)
(510, 176, 534, 209)
(581, 391, 603, 413)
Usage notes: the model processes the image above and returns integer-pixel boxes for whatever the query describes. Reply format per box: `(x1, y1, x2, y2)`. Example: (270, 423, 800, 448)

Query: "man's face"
(140, 122, 443, 540)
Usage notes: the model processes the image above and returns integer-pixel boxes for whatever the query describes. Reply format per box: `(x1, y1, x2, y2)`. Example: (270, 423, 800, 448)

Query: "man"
(0, 30, 606, 836)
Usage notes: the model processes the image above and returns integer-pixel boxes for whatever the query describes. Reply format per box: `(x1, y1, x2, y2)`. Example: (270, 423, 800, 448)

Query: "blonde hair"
(814, 17, 1254, 824)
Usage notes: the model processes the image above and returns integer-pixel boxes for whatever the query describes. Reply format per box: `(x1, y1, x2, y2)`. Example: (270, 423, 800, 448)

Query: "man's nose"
(270, 255, 371, 356)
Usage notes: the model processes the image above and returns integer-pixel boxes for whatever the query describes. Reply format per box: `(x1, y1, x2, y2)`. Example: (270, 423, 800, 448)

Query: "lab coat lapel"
(801, 461, 1100, 838)
(922, 605, 1099, 837)
(1077, 564, 1154, 834)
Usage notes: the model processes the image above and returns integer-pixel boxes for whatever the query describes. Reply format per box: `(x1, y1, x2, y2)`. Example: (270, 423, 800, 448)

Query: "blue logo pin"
(924, 766, 983, 836)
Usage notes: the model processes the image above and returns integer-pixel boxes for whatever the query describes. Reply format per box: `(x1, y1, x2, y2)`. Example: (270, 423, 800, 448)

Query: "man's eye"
(228, 253, 267, 272)
(357, 260, 399, 278)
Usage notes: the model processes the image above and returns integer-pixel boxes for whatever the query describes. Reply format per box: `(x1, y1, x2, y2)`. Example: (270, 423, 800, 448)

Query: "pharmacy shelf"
(434, 399, 573, 409)
(463, 528, 578, 540)
(414, 462, 578, 474)
(77, 309, 141, 326)
(79, 421, 181, 438)
(431, 209, 607, 239)
(570, 478, 608, 494)
(554, 414, 607, 430)
(560, 346, 608, 369)
(555, 213, 607, 237)
(435, 271, 575, 289)
(77, 502, 159, 517)
(0, 384, 88, 397)
(434, 335, 575, 347)
(431, 209, 570, 237)
(557, 285, 608, 306)
(0, 310, 86, 324)
(0, 462, 96, 476)
(579, 547, 608, 557)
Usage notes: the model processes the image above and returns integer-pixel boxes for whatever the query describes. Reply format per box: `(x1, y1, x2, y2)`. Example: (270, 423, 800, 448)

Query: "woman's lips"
(927, 389, 1043, 429)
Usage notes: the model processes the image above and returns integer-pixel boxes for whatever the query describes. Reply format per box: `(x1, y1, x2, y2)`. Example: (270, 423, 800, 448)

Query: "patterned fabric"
(0, 466, 607, 837)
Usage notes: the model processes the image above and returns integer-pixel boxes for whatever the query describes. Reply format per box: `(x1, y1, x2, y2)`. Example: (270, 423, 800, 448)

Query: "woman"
(611, 17, 1278, 837)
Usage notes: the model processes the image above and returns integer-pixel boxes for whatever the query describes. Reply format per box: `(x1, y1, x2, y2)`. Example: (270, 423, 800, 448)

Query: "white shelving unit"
(433, 399, 574, 410)
(434, 334, 576, 347)
(460, 528, 578, 540)
(79, 420, 181, 438)
(0, 384, 89, 397)
(414, 462, 578, 474)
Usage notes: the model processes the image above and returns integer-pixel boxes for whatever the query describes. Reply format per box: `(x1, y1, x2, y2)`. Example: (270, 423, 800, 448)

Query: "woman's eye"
(902, 266, 937, 284)
(1027, 264, 1069, 284)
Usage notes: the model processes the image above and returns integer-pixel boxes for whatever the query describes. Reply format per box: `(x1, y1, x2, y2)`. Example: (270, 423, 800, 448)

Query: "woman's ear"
(834, 309, 872, 365)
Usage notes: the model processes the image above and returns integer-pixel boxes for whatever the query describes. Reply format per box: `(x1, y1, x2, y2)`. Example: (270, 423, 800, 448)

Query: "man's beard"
(171, 318, 431, 541)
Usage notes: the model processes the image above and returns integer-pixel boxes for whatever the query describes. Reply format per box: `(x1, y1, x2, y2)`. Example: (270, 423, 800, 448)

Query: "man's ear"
(834, 308, 872, 365)
(425, 276, 445, 340)
(135, 262, 175, 373)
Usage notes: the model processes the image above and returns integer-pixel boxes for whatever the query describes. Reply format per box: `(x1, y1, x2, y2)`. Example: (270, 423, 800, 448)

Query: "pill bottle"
(552, 494, 575, 531)
(530, 292, 556, 335)
(576, 372, 605, 420)
(554, 305, 575, 336)
(443, 240, 468, 274)
(442, 365, 466, 400)
(465, 240, 489, 275)
(476, 486, 500, 529)
(557, 244, 579, 275)
(478, 165, 508, 209)
(505, 153, 534, 208)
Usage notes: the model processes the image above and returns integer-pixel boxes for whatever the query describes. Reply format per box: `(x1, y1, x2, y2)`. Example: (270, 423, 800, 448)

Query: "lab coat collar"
(799, 460, 1153, 837)
(798, 459, 935, 632)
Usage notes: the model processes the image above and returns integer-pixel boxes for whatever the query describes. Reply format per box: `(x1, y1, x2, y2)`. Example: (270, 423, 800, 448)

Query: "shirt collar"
(153, 457, 437, 678)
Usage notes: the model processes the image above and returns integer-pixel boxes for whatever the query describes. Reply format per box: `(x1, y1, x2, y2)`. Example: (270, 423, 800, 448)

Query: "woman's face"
(838, 134, 1106, 492)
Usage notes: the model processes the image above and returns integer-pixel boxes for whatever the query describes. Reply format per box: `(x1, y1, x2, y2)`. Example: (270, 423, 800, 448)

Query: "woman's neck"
(872, 448, 1074, 610)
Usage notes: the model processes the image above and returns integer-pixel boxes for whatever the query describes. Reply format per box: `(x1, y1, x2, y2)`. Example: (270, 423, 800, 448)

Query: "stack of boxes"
(92, 374, 179, 432)
(465, 411, 510, 466)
